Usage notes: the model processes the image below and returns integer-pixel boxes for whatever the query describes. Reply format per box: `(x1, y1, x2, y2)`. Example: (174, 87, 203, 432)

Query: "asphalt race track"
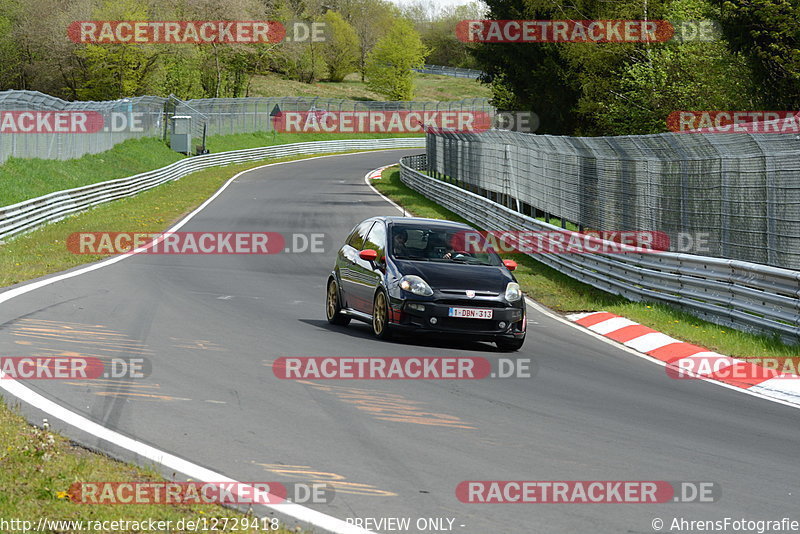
(1, 150, 799, 533)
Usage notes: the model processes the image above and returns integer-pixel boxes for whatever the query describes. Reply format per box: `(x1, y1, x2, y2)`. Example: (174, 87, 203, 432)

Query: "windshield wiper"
(393, 255, 430, 261)
(449, 255, 488, 265)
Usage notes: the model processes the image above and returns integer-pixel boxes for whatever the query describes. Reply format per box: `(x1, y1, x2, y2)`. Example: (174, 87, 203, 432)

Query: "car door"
(338, 220, 375, 311)
(351, 221, 387, 312)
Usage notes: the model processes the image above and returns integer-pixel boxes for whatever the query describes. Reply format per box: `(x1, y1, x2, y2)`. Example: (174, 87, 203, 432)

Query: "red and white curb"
(367, 165, 392, 180)
(567, 312, 800, 406)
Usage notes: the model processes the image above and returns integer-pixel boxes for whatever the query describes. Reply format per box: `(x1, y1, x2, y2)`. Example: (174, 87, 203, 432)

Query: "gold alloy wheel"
(373, 292, 387, 336)
(326, 280, 350, 325)
(326, 281, 338, 320)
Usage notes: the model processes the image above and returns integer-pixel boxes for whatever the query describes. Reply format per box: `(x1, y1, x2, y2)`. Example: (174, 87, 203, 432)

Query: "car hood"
(393, 259, 512, 293)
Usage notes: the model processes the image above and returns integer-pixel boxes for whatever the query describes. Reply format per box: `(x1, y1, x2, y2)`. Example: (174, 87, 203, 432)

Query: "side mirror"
(503, 259, 517, 271)
(359, 249, 378, 261)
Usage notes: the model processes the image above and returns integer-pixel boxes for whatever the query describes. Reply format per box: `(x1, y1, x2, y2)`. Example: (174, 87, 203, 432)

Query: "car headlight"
(399, 275, 434, 296)
(504, 282, 522, 302)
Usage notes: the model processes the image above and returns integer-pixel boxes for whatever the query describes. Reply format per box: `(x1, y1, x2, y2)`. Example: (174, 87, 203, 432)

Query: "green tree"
(0, 5, 24, 91)
(711, 0, 800, 108)
(169, 0, 270, 97)
(414, 2, 484, 69)
(584, 44, 758, 135)
(76, 0, 162, 100)
(320, 10, 360, 82)
(365, 18, 427, 99)
(0, 0, 275, 98)
(473, 0, 760, 135)
(3, 0, 90, 98)
(268, 1, 328, 84)
(571, 0, 759, 135)
(288, 39, 327, 84)
(339, 0, 397, 81)
(151, 47, 205, 99)
(471, 0, 586, 134)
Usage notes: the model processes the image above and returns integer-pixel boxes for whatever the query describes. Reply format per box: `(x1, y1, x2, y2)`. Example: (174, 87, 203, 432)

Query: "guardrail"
(399, 154, 800, 345)
(413, 65, 485, 79)
(0, 138, 425, 242)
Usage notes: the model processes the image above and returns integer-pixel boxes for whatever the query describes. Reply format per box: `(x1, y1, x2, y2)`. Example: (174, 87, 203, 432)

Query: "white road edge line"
(0, 151, 426, 534)
(370, 165, 800, 412)
(364, 166, 407, 216)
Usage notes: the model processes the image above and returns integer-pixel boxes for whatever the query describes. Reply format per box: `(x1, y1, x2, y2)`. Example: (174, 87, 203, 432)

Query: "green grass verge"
(248, 71, 491, 102)
(0, 133, 421, 207)
(0, 138, 184, 208)
(374, 166, 798, 362)
(0, 398, 298, 533)
(205, 131, 420, 154)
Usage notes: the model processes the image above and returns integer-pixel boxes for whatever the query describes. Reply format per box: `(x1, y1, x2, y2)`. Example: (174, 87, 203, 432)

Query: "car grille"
(437, 299, 509, 308)
(439, 289, 499, 297)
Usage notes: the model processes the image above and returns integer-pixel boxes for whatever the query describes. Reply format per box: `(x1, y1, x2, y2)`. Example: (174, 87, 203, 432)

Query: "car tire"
(326, 279, 351, 326)
(496, 337, 525, 352)
(372, 290, 393, 340)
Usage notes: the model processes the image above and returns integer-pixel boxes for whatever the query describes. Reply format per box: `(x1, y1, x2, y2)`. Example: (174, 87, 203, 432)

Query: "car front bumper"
(388, 298, 526, 340)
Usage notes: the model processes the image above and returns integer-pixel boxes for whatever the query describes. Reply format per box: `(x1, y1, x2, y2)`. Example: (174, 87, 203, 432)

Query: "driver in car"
(392, 229, 409, 256)
(442, 233, 469, 259)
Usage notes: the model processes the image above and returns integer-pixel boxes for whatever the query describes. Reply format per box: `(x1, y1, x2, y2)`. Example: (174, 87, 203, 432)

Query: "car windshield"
(389, 224, 501, 266)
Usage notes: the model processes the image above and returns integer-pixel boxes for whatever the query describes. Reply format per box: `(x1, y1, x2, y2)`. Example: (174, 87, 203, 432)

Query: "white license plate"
(448, 307, 493, 319)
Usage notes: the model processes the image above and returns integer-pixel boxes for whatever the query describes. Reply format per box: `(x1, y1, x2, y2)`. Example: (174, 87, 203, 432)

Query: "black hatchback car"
(326, 216, 526, 351)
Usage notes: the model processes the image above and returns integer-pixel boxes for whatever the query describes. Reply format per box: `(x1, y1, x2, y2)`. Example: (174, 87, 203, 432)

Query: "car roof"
(381, 216, 474, 230)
